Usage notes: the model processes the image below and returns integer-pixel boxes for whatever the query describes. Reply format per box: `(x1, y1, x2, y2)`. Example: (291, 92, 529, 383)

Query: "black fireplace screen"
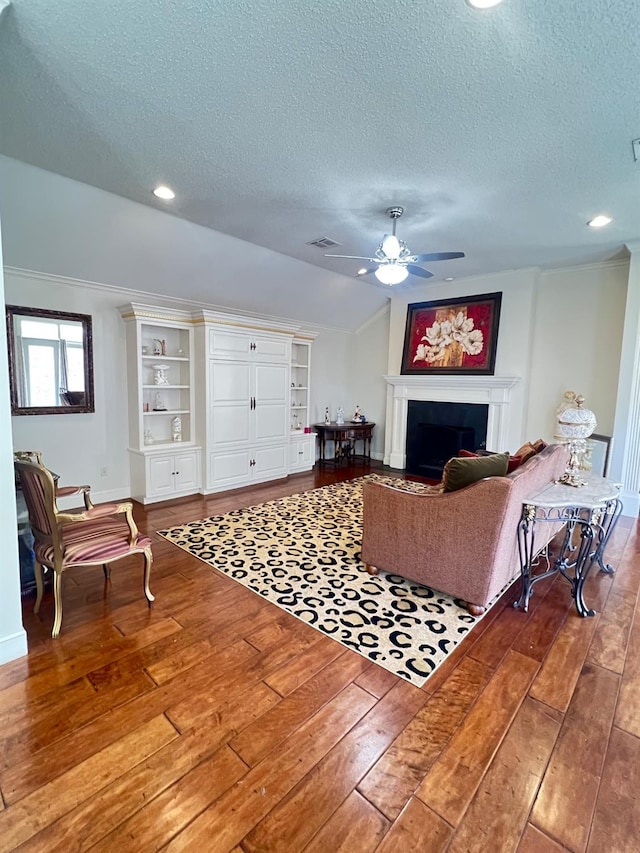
(406, 400, 489, 478)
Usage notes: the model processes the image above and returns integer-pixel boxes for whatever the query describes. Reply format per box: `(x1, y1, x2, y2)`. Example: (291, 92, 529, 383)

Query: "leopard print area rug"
(158, 474, 493, 687)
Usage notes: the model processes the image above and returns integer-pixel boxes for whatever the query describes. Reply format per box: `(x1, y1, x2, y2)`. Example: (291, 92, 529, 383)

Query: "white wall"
(383, 262, 628, 458)
(6, 271, 132, 502)
(386, 269, 538, 454)
(528, 262, 628, 441)
(307, 325, 353, 427)
(0, 232, 28, 663)
(6, 270, 359, 494)
(5, 258, 630, 504)
(349, 306, 390, 459)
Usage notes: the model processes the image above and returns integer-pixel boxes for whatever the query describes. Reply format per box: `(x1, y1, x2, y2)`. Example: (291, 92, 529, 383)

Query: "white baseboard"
(620, 490, 639, 518)
(0, 629, 28, 665)
(56, 487, 132, 509)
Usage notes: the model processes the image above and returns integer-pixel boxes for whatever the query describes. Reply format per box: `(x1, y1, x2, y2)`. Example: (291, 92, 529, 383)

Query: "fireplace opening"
(406, 400, 489, 479)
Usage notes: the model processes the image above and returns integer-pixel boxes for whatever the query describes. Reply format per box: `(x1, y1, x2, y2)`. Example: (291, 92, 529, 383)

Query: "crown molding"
(3, 266, 348, 335)
(540, 256, 629, 275)
(356, 302, 391, 335)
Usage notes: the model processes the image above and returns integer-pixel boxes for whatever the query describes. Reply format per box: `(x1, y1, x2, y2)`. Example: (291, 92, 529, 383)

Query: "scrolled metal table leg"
(595, 497, 622, 575)
(572, 520, 597, 617)
(514, 504, 536, 612)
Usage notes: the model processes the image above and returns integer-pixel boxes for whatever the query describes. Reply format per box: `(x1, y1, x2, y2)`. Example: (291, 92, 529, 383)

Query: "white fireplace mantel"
(384, 374, 521, 469)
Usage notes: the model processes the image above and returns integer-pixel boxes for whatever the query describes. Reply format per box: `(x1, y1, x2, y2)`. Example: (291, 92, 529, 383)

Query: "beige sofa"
(361, 443, 568, 613)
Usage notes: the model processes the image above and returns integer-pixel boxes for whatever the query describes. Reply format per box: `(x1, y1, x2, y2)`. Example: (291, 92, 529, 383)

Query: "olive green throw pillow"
(442, 452, 510, 492)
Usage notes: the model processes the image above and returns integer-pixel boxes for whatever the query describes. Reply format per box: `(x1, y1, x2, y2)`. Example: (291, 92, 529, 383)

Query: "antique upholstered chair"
(15, 458, 154, 638)
(14, 450, 94, 509)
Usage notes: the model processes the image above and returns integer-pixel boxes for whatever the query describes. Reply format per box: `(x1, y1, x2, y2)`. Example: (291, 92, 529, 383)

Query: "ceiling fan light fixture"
(466, 0, 504, 8)
(357, 268, 368, 275)
(375, 264, 409, 285)
(381, 234, 401, 259)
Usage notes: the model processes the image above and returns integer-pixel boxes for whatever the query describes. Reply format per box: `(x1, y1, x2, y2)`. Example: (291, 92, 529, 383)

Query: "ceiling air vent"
(306, 237, 341, 249)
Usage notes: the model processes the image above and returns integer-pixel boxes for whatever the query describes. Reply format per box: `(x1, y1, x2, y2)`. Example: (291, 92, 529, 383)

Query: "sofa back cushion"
(442, 452, 509, 492)
(459, 448, 523, 473)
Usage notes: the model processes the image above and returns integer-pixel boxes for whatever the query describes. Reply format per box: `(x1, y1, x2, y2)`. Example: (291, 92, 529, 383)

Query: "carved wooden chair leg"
(33, 560, 44, 615)
(466, 602, 486, 617)
(51, 571, 64, 638)
(143, 546, 155, 608)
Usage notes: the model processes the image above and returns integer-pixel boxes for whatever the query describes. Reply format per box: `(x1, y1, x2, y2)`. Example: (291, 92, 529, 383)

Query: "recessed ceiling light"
(587, 214, 612, 228)
(466, 0, 504, 8)
(357, 268, 368, 276)
(153, 185, 175, 201)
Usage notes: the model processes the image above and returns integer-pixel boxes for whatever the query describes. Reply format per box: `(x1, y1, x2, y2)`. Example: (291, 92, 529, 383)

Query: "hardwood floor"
(2, 462, 639, 851)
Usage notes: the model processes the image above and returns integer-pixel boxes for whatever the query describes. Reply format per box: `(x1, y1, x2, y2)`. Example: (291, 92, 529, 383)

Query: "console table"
(514, 475, 623, 617)
(314, 422, 375, 464)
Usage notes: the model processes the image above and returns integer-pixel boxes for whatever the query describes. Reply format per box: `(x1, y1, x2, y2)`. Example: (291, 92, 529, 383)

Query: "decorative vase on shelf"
(172, 416, 182, 442)
(153, 392, 167, 411)
(152, 364, 170, 386)
(336, 406, 345, 425)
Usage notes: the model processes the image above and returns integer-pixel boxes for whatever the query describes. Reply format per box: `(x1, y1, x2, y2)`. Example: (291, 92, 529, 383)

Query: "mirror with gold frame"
(6, 305, 94, 415)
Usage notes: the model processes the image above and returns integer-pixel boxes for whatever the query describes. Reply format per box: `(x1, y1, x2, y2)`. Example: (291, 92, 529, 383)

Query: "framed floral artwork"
(400, 292, 502, 375)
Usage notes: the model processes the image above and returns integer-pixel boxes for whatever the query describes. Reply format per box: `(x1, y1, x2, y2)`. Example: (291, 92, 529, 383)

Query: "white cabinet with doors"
(130, 447, 201, 502)
(289, 434, 316, 472)
(196, 317, 295, 492)
(120, 303, 202, 503)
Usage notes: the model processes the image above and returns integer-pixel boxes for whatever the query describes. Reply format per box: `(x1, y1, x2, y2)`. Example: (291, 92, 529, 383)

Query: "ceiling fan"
(325, 207, 465, 285)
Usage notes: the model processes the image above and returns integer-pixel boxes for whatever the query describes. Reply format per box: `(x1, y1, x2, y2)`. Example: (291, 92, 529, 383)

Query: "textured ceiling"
(0, 0, 639, 319)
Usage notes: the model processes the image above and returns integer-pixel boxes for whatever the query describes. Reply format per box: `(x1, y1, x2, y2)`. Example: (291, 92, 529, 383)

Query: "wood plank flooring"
(2, 462, 639, 851)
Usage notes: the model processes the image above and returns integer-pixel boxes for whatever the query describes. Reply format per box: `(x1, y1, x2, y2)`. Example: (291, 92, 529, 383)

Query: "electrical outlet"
(100, 466, 108, 477)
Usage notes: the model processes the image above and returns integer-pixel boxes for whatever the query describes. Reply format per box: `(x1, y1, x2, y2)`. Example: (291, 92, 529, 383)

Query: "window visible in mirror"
(6, 306, 94, 415)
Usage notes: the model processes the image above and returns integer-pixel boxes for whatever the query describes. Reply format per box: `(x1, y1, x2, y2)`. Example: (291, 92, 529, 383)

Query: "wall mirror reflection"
(6, 305, 94, 415)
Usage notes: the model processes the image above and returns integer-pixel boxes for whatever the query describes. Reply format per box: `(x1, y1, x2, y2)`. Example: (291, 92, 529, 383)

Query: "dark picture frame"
(6, 305, 95, 415)
(401, 291, 502, 375)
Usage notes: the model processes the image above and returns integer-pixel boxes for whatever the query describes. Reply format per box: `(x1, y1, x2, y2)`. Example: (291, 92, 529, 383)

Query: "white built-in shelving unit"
(119, 304, 202, 503)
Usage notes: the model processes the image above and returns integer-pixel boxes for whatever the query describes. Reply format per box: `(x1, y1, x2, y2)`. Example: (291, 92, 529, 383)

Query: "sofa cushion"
(513, 442, 538, 463)
(442, 452, 510, 492)
(514, 439, 549, 462)
(459, 448, 523, 473)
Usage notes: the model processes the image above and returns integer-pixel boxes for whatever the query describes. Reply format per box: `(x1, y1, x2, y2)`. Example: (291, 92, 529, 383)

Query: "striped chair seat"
(36, 517, 152, 566)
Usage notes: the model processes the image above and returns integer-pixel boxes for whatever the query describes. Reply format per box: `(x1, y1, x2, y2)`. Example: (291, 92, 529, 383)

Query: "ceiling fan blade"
(411, 252, 465, 263)
(325, 253, 377, 261)
(406, 264, 434, 279)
